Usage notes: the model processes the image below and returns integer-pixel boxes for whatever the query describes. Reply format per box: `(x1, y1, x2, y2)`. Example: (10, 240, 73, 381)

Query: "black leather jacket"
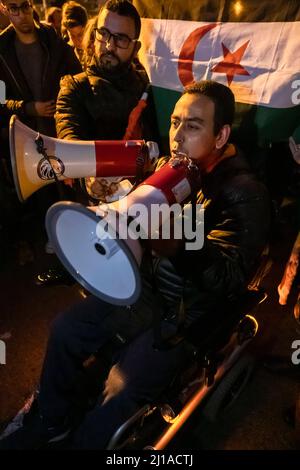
(141, 146, 271, 339)
(55, 58, 158, 143)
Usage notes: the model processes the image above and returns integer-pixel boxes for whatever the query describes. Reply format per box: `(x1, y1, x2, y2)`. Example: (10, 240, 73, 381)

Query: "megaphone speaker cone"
(46, 201, 142, 305)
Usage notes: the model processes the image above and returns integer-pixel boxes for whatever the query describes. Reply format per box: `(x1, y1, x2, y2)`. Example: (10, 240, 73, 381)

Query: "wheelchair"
(106, 285, 268, 450)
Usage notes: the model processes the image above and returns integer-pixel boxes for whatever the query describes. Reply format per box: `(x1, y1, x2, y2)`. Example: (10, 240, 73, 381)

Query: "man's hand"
(34, 100, 56, 117)
(289, 136, 300, 165)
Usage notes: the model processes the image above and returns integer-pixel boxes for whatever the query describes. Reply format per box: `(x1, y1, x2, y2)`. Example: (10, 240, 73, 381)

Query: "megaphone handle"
(35, 134, 66, 200)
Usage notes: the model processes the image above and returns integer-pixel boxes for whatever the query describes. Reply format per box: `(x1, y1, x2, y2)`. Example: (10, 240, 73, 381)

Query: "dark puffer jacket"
(0, 23, 81, 139)
(141, 146, 271, 342)
(55, 59, 158, 142)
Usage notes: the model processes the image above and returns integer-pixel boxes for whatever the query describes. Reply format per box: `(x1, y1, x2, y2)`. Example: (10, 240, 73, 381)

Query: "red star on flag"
(211, 41, 250, 85)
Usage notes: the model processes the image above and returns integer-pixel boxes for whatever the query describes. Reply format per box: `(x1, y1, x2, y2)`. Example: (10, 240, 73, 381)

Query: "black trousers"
(38, 294, 190, 449)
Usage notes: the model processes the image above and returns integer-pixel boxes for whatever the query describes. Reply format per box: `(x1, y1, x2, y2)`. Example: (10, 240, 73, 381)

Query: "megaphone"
(46, 155, 201, 305)
(9, 115, 159, 202)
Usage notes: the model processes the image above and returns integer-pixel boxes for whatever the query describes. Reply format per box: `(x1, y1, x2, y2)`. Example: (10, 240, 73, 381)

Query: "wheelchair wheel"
(201, 354, 255, 423)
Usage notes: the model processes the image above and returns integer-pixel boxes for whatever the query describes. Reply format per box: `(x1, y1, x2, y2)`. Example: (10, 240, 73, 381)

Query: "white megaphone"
(9, 115, 159, 202)
(46, 155, 202, 305)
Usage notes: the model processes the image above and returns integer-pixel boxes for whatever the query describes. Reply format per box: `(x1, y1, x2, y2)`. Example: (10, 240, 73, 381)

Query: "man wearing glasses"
(0, 0, 81, 268)
(35, 0, 158, 286)
(55, 0, 157, 172)
(0, 0, 81, 137)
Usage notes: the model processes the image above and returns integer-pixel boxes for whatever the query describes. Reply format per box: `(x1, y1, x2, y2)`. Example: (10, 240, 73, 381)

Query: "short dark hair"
(100, 0, 141, 39)
(62, 1, 88, 29)
(183, 80, 235, 135)
(46, 7, 61, 24)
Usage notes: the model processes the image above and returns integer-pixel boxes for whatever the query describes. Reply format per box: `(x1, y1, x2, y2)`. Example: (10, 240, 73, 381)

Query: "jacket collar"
(0, 22, 52, 55)
(202, 145, 251, 196)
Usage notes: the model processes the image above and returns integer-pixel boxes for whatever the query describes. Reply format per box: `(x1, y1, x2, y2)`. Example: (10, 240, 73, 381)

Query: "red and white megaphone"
(9, 115, 159, 202)
(46, 156, 201, 305)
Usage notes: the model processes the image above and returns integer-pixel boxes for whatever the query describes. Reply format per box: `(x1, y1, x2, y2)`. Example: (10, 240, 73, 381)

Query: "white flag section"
(140, 18, 300, 108)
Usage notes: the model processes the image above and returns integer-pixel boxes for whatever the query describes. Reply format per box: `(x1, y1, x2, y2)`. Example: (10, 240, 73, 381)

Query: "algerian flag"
(134, 0, 300, 150)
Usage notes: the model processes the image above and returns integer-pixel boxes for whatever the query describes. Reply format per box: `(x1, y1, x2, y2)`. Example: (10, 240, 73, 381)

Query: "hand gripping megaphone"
(9, 115, 159, 202)
(46, 156, 201, 305)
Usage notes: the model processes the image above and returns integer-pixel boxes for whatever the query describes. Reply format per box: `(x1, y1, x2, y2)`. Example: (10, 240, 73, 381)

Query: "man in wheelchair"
(0, 80, 270, 449)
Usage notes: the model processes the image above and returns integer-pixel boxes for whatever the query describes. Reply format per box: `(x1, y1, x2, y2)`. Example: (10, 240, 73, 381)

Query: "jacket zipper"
(41, 41, 49, 91)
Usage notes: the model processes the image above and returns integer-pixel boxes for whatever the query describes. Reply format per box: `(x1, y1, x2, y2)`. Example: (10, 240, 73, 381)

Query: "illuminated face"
(67, 24, 85, 49)
(169, 93, 226, 170)
(1, 1, 35, 34)
(94, 9, 139, 71)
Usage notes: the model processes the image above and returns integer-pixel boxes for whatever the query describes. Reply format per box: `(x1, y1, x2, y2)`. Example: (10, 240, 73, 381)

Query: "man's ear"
(215, 124, 231, 149)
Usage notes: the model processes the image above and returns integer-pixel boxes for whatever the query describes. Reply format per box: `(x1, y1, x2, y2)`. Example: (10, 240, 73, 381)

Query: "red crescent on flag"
(178, 23, 218, 87)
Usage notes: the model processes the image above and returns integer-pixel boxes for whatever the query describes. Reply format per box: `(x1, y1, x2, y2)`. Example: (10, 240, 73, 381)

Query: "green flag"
(134, 0, 300, 153)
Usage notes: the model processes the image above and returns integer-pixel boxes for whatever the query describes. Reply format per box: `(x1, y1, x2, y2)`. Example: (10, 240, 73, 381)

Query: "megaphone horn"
(9, 115, 159, 202)
(46, 155, 201, 306)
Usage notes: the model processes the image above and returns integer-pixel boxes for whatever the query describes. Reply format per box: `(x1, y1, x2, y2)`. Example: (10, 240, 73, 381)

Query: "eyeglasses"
(4, 1, 32, 16)
(94, 27, 137, 50)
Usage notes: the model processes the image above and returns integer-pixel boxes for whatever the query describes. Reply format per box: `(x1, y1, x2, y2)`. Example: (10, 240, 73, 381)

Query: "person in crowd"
(45, 6, 62, 36)
(36, 0, 158, 286)
(61, 1, 88, 68)
(0, 0, 81, 139)
(81, 15, 97, 70)
(0, 6, 9, 29)
(0, 79, 270, 449)
(263, 133, 300, 436)
(0, 0, 81, 265)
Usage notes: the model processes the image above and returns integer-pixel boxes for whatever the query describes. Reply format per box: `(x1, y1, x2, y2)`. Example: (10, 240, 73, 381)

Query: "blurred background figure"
(45, 6, 62, 36)
(61, 1, 88, 67)
(277, 136, 300, 323)
(0, 0, 81, 267)
(0, 8, 9, 30)
(81, 16, 97, 70)
(278, 231, 300, 323)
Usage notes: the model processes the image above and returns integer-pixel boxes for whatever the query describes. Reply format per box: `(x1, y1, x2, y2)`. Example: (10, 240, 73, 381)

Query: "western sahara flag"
(133, 0, 300, 149)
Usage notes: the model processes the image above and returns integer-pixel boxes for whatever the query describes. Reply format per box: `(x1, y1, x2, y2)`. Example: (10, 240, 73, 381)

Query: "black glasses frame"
(94, 27, 138, 50)
(5, 1, 32, 16)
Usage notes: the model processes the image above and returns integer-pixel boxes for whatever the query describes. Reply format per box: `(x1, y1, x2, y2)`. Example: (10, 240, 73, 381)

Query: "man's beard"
(96, 52, 132, 75)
